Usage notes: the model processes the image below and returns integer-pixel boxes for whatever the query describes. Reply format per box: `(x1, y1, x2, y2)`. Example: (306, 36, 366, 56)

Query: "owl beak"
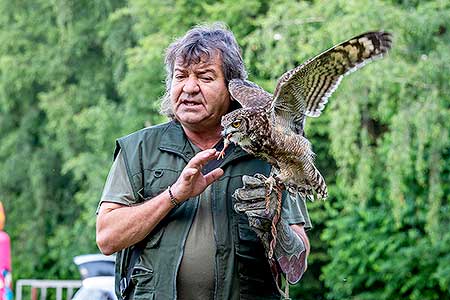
(221, 126, 237, 137)
(221, 128, 233, 137)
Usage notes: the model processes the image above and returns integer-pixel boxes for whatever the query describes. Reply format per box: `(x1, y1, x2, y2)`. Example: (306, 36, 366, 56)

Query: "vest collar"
(158, 120, 194, 161)
(159, 120, 250, 166)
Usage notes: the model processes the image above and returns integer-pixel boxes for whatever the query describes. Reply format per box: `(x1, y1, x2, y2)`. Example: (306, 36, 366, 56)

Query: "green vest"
(114, 121, 299, 300)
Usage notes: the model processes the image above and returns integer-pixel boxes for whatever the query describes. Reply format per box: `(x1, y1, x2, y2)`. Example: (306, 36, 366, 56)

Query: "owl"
(220, 31, 392, 201)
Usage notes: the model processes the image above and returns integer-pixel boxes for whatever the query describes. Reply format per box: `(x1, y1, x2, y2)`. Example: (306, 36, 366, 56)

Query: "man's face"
(170, 54, 230, 130)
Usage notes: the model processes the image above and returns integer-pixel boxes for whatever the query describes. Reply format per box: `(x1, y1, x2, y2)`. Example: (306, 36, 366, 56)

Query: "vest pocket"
(133, 292, 155, 300)
(143, 168, 181, 199)
(129, 224, 164, 299)
(131, 265, 153, 284)
(131, 265, 153, 291)
(131, 265, 155, 299)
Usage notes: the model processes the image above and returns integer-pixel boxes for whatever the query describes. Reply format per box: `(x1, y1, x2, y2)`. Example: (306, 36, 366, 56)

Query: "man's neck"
(182, 124, 222, 150)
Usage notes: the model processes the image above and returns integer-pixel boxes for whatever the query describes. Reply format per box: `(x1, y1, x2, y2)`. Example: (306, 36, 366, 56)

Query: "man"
(96, 24, 311, 300)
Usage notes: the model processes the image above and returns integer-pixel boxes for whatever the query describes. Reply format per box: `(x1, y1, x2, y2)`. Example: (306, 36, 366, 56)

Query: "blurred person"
(0, 202, 13, 300)
(96, 23, 311, 300)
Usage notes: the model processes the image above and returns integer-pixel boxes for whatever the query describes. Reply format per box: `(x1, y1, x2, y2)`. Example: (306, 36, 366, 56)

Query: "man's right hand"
(97, 148, 223, 255)
(170, 149, 224, 203)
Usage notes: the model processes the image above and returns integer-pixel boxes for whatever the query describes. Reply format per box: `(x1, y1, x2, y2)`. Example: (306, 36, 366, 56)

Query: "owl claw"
(217, 134, 231, 160)
(217, 149, 226, 160)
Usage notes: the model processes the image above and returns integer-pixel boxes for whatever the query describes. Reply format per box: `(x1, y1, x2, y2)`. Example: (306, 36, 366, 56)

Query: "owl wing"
(271, 31, 392, 134)
(228, 79, 273, 108)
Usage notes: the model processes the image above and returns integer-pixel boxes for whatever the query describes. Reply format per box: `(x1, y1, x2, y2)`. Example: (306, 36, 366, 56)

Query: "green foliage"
(0, 0, 448, 299)
(0, 0, 138, 280)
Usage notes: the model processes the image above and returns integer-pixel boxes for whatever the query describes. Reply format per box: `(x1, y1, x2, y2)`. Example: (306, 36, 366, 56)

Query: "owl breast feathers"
(221, 31, 392, 200)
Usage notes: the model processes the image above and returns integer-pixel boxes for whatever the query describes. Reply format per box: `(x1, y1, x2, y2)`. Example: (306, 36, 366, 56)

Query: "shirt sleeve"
(97, 150, 136, 212)
(281, 192, 312, 230)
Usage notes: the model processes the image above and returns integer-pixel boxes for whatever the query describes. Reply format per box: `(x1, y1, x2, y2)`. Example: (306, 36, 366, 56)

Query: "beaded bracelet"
(167, 185, 180, 207)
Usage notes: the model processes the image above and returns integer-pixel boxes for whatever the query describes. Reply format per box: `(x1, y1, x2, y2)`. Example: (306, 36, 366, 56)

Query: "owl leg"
(262, 175, 284, 212)
(263, 175, 284, 260)
(217, 134, 231, 160)
(253, 174, 286, 260)
(268, 184, 283, 260)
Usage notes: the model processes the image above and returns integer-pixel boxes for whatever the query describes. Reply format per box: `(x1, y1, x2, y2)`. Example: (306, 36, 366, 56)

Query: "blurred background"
(0, 0, 449, 299)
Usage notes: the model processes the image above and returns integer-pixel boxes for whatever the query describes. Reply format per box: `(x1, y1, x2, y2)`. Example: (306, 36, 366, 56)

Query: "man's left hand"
(233, 174, 309, 284)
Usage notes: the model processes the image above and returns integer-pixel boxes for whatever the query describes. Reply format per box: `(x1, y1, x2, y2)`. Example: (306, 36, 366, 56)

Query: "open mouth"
(181, 100, 201, 107)
(183, 102, 199, 106)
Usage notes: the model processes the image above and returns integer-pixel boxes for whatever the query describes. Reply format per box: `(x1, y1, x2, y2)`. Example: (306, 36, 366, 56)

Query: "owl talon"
(217, 149, 226, 160)
(217, 134, 231, 160)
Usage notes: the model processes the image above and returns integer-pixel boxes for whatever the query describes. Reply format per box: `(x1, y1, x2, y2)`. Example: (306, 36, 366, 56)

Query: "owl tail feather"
(299, 164, 327, 200)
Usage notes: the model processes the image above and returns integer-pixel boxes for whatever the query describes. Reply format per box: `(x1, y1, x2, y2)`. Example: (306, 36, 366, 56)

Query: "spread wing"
(228, 79, 273, 108)
(271, 31, 392, 134)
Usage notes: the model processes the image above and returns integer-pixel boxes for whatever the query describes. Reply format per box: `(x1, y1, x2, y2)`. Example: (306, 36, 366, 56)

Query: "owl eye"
(232, 120, 241, 128)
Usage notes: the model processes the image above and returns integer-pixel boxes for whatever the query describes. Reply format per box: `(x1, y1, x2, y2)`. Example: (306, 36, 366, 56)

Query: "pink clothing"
(0, 231, 12, 300)
(0, 232, 11, 271)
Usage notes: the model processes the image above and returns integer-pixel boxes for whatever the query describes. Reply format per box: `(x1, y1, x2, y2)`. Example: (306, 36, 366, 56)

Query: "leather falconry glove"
(233, 174, 308, 285)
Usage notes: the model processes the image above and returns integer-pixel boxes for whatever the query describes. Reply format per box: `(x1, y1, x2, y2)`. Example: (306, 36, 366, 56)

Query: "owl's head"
(221, 108, 260, 147)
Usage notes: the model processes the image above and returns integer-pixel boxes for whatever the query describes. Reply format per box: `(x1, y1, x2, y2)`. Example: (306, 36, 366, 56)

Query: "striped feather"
(229, 79, 273, 108)
(271, 31, 392, 133)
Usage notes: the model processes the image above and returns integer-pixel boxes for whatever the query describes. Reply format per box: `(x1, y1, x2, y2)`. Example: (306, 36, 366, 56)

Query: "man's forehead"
(174, 53, 222, 71)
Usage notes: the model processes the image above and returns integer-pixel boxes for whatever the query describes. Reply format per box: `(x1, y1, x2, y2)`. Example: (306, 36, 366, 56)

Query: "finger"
(242, 175, 265, 188)
(204, 168, 224, 186)
(187, 149, 218, 169)
(234, 202, 266, 213)
(233, 187, 266, 201)
(181, 167, 198, 183)
(253, 173, 268, 183)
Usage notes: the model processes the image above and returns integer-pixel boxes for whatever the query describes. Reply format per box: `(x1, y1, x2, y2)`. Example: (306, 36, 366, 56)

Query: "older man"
(96, 24, 311, 300)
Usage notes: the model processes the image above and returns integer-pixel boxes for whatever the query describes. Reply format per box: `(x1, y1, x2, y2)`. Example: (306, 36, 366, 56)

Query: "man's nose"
(183, 75, 200, 94)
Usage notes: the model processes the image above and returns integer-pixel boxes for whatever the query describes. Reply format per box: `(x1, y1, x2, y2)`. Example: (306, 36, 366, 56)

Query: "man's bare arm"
(97, 192, 173, 255)
(96, 149, 223, 255)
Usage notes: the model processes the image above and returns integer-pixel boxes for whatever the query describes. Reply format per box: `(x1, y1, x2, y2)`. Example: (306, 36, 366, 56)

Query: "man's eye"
(232, 120, 241, 128)
(200, 76, 213, 82)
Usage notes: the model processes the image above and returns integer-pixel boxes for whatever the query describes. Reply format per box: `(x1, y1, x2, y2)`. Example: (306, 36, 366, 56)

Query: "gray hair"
(160, 23, 248, 118)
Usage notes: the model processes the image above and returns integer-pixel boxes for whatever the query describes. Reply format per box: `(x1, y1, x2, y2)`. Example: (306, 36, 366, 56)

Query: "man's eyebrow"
(196, 68, 217, 75)
(173, 66, 217, 75)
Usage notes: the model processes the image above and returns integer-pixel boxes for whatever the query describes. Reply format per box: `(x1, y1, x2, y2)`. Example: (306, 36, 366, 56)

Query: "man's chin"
(177, 115, 205, 125)
(176, 114, 221, 129)
(176, 115, 207, 126)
